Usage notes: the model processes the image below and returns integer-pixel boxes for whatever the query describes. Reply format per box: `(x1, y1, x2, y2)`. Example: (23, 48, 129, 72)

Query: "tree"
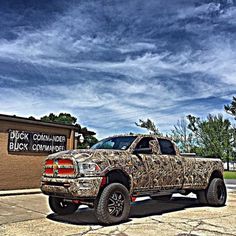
(77, 135, 98, 149)
(171, 117, 195, 153)
(187, 114, 235, 170)
(40, 113, 97, 148)
(28, 116, 36, 120)
(224, 96, 236, 169)
(135, 118, 161, 135)
(225, 96, 236, 118)
(77, 127, 97, 149)
(40, 113, 77, 125)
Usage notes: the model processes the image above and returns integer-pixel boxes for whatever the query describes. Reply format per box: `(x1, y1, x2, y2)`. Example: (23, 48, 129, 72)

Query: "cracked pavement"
(0, 191, 235, 236)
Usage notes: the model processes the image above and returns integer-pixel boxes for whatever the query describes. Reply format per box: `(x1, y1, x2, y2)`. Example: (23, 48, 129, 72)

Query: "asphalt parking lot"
(0, 187, 236, 236)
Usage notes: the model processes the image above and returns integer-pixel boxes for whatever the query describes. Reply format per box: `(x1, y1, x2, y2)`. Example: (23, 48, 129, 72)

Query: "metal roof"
(0, 113, 79, 130)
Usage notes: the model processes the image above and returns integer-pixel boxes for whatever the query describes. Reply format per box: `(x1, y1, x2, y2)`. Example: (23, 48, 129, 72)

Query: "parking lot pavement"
(225, 179, 236, 185)
(225, 180, 236, 190)
(0, 190, 236, 236)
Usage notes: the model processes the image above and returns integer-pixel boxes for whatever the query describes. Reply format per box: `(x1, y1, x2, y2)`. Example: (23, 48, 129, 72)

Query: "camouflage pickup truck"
(41, 134, 227, 225)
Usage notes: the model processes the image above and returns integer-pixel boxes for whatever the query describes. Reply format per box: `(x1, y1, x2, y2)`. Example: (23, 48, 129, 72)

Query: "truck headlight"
(77, 162, 101, 175)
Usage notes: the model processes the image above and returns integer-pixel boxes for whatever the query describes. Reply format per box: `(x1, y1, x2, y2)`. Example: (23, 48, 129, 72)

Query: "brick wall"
(0, 120, 73, 190)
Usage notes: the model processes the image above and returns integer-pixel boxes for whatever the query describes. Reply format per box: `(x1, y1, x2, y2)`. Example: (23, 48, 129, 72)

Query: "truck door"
(131, 137, 157, 191)
(154, 139, 184, 189)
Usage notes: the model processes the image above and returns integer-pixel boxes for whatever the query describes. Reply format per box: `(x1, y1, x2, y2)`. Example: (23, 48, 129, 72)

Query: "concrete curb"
(0, 188, 41, 197)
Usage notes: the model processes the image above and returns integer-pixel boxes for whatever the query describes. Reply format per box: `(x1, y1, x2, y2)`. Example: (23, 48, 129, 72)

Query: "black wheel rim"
(108, 191, 125, 217)
(217, 184, 225, 202)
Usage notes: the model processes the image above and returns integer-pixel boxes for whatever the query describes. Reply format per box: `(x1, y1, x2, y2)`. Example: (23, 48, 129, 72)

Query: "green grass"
(224, 171, 236, 179)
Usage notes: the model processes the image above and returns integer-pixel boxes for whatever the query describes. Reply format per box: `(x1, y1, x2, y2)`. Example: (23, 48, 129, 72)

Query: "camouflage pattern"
(41, 134, 224, 199)
(41, 177, 103, 198)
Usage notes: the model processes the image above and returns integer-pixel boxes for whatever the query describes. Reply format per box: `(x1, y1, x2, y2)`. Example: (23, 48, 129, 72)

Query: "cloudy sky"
(0, 0, 236, 138)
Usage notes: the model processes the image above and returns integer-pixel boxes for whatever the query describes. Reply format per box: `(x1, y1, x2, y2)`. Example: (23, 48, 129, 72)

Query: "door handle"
(176, 160, 182, 165)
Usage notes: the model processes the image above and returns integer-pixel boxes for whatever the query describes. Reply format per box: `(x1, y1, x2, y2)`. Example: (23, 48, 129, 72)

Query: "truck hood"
(47, 149, 128, 163)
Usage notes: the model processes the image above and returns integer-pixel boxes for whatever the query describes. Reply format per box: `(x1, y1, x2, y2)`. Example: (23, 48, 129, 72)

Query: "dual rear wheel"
(197, 178, 227, 206)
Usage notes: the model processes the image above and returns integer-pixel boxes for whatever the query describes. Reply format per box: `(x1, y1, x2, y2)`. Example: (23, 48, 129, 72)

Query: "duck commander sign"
(8, 130, 67, 153)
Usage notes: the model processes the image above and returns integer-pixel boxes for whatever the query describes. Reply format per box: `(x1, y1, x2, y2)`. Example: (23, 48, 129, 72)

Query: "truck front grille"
(44, 158, 76, 177)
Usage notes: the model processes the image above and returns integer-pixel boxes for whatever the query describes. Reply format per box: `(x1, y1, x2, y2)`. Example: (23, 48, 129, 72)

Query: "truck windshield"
(91, 136, 137, 150)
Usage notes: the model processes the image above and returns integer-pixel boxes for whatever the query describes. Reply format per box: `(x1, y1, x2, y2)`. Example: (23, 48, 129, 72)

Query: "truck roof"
(105, 133, 174, 142)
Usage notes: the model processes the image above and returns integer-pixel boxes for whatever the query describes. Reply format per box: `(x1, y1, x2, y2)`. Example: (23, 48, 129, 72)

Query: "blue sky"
(0, 0, 236, 138)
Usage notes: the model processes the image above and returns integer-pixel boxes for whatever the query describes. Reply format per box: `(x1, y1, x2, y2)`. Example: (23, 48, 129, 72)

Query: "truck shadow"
(47, 196, 201, 226)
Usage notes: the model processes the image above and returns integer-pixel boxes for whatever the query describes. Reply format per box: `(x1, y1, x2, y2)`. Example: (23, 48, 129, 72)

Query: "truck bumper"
(40, 176, 103, 199)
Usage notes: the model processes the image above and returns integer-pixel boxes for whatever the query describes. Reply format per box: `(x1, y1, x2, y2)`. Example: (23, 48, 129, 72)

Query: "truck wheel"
(206, 178, 227, 206)
(95, 183, 131, 225)
(49, 196, 78, 215)
(197, 190, 208, 205)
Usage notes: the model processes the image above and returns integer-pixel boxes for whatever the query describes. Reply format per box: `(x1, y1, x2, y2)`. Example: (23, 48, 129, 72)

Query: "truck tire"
(95, 183, 131, 225)
(49, 196, 78, 215)
(197, 190, 208, 205)
(206, 178, 227, 206)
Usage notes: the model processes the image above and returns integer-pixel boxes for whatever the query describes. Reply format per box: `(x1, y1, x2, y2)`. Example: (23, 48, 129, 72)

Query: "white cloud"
(1, 1, 236, 138)
(118, 42, 157, 53)
(0, 75, 25, 83)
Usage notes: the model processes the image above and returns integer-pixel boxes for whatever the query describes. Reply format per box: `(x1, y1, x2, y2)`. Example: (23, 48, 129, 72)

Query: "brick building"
(0, 114, 91, 190)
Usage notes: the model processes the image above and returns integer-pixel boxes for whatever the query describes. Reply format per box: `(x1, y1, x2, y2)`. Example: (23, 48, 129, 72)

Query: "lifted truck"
(41, 134, 227, 225)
